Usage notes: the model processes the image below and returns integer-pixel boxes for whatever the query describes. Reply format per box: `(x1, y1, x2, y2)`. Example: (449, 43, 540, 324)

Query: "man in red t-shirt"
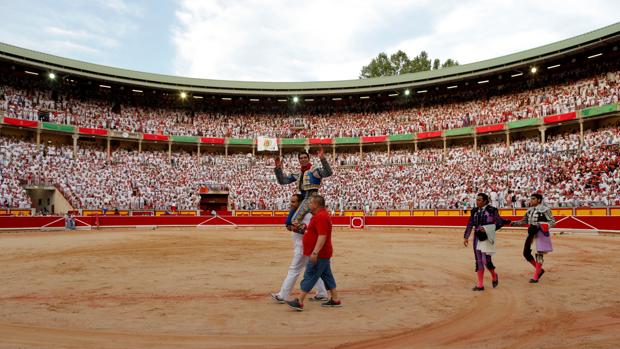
(286, 195, 341, 311)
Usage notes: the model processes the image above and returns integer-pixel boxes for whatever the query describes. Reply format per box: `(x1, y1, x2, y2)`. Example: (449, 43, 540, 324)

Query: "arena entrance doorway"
(24, 185, 73, 215)
(199, 185, 229, 213)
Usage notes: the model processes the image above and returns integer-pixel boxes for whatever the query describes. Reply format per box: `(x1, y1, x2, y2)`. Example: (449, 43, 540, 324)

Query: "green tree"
(360, 50, 458, 78)
(389, 50, 411, 75)
(441, 58, 459, 68)
(359, 52, 394, 78)
(408, 51, 431, 72)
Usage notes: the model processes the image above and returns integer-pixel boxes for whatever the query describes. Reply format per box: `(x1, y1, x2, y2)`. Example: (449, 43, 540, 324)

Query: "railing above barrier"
(2, 104, 619, 148)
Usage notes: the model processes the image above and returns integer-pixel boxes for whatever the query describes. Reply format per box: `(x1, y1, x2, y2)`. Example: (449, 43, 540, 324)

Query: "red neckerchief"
(300, 163, 312, 172)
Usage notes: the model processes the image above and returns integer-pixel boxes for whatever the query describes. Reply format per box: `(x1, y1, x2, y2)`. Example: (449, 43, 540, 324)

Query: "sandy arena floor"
(0, 226, 618, 349)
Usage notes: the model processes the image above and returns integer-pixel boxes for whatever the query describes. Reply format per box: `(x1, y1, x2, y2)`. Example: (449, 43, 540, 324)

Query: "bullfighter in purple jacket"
(463, 193, 510, 291)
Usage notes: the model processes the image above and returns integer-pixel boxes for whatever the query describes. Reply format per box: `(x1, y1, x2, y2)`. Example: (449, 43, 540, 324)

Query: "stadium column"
(579, 119, 584, 146)
(474, 134, 478, 152)
(36, 127, 41, 149)
(138, 139, 142, 153)
(225, 143, 228, 157)
(359, 141, 363, 160)
(505, 130, 510, 147)
(332, 143, 335, 159)
(442, 136, 447, 157)
(168, 140, 172, 163)
(539, 126, 547, 144)
(387, 139, 391, 157)
(252, 143, 256, 156)
(107, 137, 111, 162)
(197, 143, 201, 165)
(72, 134, 78, 159)
(414, 140, 418, 152)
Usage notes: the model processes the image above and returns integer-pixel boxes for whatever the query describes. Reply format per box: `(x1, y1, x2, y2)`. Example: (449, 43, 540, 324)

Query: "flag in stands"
(258, 137, 278, 151)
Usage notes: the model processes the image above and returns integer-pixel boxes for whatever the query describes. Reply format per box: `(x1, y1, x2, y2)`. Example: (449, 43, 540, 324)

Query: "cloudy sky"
(1, 0, 619, 82)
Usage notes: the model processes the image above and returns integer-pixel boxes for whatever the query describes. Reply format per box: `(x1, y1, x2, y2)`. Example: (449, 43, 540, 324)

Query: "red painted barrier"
(0, 216, 66, 229)
(417, 131, 442, 139)
(543, 111, 577, 124)
(143, 134, 169, 141)
(362, 136, 387, 143)
(3, 117, 38, 128)
(200, 137, 226, 144)
(79, 127, 108, 136)
(365, 216, 470, 226)
(556, 216, 619, 230)
(0, 215, 618, 231)
(475, 123, 505, 134)
(309, 138, 333, 145)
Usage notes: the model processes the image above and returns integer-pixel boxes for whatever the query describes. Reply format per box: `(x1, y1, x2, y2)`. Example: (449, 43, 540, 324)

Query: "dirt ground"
(0, 226, 618, 349)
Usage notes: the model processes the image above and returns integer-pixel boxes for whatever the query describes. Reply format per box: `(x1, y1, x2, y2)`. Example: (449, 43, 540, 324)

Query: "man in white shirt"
(271, 194, 328, 303)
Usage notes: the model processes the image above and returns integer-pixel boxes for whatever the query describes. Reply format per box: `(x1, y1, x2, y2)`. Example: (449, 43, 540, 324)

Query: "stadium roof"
(1, 22, 619, 96)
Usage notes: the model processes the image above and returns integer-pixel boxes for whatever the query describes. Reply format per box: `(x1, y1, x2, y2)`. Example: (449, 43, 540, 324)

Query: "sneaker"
(492, 275, 499, 288)
(321, 299, 342, 307)
(270, 293, 285, 304)
(309, 295, 328, 302)
(529, 278, 539, 283)
(472, 286, 485, 291)
(286, 298, 304, 311)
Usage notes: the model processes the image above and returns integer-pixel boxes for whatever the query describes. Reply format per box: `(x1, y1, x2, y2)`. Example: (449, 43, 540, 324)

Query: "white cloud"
(0, 1, 144, 66)
(390, 0, 617, 66)
(97, 0, 144, 16)
(172, 0, 423, 81)
(46, 40, 101, 55)
(4, 0, 618, 80)
(44, 26, 119, 49)
(172, 0, 620, 82)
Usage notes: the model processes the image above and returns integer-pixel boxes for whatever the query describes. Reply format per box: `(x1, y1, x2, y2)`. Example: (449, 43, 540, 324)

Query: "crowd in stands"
(1, 125, 618, 211)
(0, 149, 31, 208)
(2, 58, 620, 212)
(1, 67, 619, 138)
(322, 127, 620, 211)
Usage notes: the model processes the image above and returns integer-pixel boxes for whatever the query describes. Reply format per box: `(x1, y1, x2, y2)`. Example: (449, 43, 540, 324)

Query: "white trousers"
(277, 232, 328, 300)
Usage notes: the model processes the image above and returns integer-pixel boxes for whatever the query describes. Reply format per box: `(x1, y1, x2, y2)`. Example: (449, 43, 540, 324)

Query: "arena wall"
(0, 215, 617, 233)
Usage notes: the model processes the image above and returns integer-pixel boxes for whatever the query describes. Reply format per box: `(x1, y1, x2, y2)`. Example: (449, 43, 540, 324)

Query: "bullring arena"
(0, 224, 619, 349)
(2, 15, 620, 349)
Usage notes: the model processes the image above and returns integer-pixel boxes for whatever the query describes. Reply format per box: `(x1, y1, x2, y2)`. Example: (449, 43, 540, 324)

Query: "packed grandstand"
(1, 24, 619, 214)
